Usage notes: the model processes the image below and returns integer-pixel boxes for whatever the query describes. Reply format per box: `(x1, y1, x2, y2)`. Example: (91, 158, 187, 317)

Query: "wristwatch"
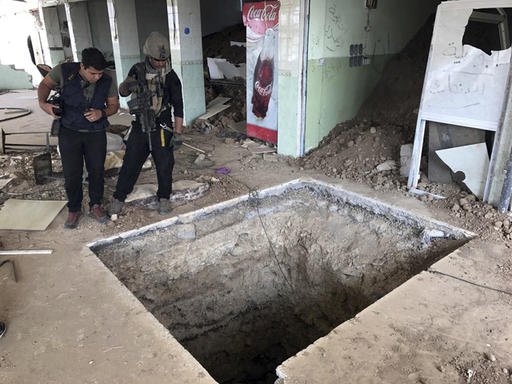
(101, 110, 107, 118)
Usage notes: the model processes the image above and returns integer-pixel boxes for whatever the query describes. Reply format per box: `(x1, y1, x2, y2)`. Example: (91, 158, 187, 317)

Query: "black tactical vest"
(61, 62, 111, 132)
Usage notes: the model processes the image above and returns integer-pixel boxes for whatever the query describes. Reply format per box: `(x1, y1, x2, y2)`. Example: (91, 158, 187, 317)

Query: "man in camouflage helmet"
(109, 32, 183, 216)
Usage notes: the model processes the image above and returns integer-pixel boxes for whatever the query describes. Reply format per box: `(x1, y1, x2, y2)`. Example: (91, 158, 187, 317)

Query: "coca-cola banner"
(243, 1, 280, 144)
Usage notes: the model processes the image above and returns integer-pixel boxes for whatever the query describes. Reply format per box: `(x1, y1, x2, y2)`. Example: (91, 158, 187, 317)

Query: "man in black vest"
(38, 48, 119, 229)
(109, 32, 183, 216)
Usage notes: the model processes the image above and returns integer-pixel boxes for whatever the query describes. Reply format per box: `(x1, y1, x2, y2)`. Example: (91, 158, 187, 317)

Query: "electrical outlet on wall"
(364, 0, 377, 9)
(349, 43, 364, 67)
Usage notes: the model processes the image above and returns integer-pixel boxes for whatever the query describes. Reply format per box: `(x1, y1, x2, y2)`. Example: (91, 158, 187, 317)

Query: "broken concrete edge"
(84, 178, 476, 382)
(77, 246, 217, 384)
(88, 178, 476, 252)
(274, 264, 501, 383)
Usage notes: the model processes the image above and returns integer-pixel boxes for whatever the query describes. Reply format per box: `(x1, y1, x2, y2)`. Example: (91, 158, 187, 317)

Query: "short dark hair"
(81, 48, 107, 70)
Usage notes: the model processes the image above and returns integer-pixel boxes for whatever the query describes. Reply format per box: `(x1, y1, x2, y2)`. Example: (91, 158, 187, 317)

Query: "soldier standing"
(109, 32, 183, 216)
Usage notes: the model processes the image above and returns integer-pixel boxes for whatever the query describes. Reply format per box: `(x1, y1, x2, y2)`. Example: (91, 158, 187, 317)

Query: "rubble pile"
(296, 15, 512, 246)
(194, 79, 247, 136)
(202, 24, 246, 65)
(0, 152, 66, 204)
(298, 119, 406, 191)
(195, 24, 247, 136)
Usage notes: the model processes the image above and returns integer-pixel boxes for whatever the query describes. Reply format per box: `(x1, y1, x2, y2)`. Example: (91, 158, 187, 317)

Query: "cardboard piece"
(197, 103, 231, 120)
(207, 57, 246, 80)
(230, 41, 247, 47)
(207, 96, 231, 109)
(0, 199, 66, 230)
(436, 143, 489, 199)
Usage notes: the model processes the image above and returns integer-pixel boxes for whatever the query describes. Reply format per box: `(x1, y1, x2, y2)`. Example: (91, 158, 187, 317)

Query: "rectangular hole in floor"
(90, 180, 472, 384)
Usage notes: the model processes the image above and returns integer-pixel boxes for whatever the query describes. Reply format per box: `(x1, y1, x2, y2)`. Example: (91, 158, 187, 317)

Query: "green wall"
(304, 0, 438, 152)
(0, 64, 33, 90)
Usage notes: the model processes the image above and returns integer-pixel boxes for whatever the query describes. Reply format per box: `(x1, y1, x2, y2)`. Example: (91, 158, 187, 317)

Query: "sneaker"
(158, 198, 172, 215)
(64, 211, 82, 229)
(0, 322, 6, 339)
(109, 198, 124, 216)
(89, 204, 109, 224)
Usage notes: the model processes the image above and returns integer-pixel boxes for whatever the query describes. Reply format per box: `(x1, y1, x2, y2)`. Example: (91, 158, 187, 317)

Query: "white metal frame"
(408, 0, 512, 199)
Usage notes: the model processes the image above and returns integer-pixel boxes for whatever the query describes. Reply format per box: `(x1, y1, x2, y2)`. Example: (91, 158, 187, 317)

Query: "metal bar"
(407, 119, 427, 189)
(182, 142, 206, 154)
(3, 144, 52, 147)
(483, 38, 512, 204)
(470, 11, 505, 24)
(0, 250, 52, 255)
(498, 149, 512, 212)
(499, 23, 510, 51)
(2, 131, 51, 136)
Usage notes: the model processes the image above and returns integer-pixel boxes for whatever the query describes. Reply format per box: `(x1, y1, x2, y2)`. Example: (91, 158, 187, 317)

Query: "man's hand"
(40, 102, 61, 119)
(84, 109, 103, 122)
(173, 133, 184, 146)
(119, 76, 138, 97)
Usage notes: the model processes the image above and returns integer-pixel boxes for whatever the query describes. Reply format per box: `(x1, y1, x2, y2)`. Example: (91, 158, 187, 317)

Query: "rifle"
(127, 64, 156, 151)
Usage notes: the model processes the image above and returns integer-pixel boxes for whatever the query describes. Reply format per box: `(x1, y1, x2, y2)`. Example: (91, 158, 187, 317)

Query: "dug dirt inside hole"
(93, 186, 469, 384)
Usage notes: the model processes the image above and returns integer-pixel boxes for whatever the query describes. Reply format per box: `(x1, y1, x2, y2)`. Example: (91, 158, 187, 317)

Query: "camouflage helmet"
(143, 32, 170, 60)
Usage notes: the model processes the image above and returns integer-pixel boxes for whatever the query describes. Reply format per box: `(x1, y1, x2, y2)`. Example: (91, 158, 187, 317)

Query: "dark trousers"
(59, 126, 107, 212)
(113, 127, 174, 202)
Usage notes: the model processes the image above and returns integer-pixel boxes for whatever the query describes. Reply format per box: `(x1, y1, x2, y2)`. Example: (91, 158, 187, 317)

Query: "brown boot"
(64, 211, 82, 229)
(89, 204, 109, 224)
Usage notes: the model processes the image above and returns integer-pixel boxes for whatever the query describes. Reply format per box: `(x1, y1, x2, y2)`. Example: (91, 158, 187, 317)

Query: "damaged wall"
(87, 0, 114, 62)
(0, 3, 43, 88)
(0, 65, 33, 89)
(304, 0, 439, 152)
(200, 0, 242, 37)
(135, 0, 168, 58)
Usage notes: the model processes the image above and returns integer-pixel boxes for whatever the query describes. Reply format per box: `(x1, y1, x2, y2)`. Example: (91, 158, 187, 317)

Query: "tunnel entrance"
(91, 180, 471, 384)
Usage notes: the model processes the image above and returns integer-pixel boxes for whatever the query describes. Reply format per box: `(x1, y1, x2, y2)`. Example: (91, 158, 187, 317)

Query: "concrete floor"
(0, 91, 511, 384)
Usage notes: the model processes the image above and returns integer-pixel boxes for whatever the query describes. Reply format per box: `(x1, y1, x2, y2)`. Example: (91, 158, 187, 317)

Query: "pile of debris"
(0, 151, 66, 204)
(194, 81, 247, 137)
(195, 24, 247, 137)
(298, 119, 406, 191)
(295, 15, 512, 246)
(202, 24, 246, 65)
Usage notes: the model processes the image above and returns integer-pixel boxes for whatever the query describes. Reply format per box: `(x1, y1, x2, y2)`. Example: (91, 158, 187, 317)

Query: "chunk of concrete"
(376, 160, 396, 172)
(400, 144, 413, 178)
(176, 224, 196, 240)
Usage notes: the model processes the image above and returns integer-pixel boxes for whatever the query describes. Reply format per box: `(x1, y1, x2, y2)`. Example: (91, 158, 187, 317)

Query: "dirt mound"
(358, 16, 434, 128)
(297, 14, 512, 247)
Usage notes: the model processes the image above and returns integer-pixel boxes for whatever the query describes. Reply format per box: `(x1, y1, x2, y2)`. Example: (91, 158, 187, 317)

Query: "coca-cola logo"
(255, 81, 273, 97)
(247, 4, 278, 23)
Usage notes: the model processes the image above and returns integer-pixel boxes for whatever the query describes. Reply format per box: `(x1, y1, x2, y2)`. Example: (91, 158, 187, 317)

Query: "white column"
(167, 0, 206, 125)
(277, 0, 309, 156)
(65, 1, 93, 61)
(107, 0, 141, 108)
(40, 6, 65, 66)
